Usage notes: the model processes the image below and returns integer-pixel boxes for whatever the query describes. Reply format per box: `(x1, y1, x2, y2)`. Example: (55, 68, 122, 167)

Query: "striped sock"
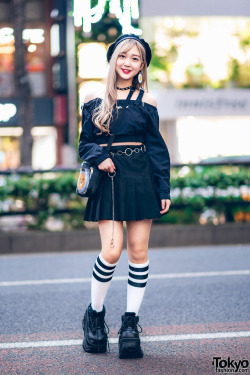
(91, 253, 118, 312)
(127, 259, 149, 315)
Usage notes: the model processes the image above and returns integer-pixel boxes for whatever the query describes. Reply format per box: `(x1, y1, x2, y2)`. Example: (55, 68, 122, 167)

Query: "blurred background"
(0, 0, 249, 240)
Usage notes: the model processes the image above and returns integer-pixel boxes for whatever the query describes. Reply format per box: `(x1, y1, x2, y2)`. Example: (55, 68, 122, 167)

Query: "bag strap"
(105, 87, 135, 154)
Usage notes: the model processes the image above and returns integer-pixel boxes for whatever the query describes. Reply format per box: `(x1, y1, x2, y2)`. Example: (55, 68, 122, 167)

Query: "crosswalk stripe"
(1, 331, 249, 349)
(0, 270, 249, 287)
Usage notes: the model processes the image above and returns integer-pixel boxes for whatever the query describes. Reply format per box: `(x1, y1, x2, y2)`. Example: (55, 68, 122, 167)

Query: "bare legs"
(126, 219, 152, 264)
(98, 220, 124, 263)
(97, 218, 152, 263)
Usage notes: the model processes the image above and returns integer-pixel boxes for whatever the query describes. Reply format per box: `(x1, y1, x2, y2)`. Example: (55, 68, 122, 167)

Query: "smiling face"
(115, 44, 144, 85)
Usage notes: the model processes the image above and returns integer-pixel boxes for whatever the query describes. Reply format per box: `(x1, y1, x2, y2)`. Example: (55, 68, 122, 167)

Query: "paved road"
(0, 244, 250, 375)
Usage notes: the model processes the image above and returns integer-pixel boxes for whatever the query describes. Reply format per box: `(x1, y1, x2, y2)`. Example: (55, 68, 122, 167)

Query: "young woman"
(78, 33, 171, 359)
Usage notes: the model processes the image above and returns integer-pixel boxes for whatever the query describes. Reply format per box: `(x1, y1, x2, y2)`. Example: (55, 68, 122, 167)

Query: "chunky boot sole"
(82, 336, 107, 353)
(119, 338, 143, 359)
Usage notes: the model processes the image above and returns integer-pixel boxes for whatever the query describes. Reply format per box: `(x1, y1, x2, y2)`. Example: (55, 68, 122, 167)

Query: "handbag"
(76, 87, 135, 198)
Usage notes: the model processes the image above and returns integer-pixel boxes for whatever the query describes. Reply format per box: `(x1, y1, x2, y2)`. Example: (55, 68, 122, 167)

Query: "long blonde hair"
(92, 39, 148, 134)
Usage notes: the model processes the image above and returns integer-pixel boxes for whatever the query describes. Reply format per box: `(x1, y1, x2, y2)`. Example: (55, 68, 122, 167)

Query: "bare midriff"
(99, 142, 142, 146)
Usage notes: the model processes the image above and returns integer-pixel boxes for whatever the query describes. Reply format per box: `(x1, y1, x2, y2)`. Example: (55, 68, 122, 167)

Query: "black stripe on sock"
(94, 263, 114, 277)
(128, 279, 147, 288)
(92, 270, 113, 283)
(128, 272, 148, 280)
(129, 265, 149, 273)
(97, 256, 116, 271)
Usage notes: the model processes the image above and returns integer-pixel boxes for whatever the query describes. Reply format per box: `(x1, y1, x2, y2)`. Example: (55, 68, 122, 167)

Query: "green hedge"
(0, 165, 249, 230)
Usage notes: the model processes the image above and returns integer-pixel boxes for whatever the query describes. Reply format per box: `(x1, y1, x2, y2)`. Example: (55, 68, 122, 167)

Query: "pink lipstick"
(122, 69, 131, 74)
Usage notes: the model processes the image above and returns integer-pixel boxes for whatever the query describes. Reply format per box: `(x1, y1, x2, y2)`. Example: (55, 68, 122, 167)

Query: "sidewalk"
(0, 223, 249, 254)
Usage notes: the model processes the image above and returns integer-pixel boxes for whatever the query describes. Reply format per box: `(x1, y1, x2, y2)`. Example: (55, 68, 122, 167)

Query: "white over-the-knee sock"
(126, 259, 149, 315)
(91, 253, 118, 312)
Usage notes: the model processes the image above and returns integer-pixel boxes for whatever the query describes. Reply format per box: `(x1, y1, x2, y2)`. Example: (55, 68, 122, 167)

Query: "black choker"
(116, 85, 133, 90)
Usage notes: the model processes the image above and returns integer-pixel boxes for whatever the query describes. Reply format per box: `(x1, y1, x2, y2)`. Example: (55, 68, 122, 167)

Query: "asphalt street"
(0, 244, 250, 375)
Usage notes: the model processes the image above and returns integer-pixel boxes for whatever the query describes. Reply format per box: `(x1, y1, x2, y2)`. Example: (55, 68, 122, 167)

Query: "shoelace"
(91, 316, 110, 333)
(91, 315, 111, 352)
(118, 316, 143, 334)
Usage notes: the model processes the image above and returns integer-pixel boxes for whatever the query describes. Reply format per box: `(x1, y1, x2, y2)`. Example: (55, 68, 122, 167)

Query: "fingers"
(98, 158, 116, 173)
(108, 159, 116, 173)
(160, 199, 171, 214)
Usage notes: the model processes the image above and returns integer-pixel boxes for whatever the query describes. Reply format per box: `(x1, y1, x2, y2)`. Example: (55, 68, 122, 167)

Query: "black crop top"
(78, 88, 171, 200)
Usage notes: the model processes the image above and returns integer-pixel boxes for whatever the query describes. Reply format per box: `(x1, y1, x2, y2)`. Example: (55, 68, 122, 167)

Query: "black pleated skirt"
(84, 144, 163, 222)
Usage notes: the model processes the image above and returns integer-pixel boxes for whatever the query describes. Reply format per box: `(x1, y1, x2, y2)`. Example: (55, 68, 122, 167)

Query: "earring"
(138, 70, 142, 83)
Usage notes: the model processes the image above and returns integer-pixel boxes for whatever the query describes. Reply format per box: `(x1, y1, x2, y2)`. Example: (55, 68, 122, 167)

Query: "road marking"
(0, 331, 249, 349)
(0, 270, 249, 287)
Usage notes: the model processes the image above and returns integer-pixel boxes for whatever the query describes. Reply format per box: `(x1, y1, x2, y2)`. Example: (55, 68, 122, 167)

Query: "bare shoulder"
(84, 88, 105, 104)
(142, 92, 158, 108)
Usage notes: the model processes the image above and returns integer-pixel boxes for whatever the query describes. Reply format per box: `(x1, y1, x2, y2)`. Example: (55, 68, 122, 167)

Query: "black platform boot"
(118, 312, 143, 359)
(82, 303, 109, 353)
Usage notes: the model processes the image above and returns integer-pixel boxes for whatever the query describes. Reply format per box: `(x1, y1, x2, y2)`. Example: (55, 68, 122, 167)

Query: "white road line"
(149, 270, 250, 279)
(1, 331, 249, 350)
(0, 270, 249, 287)
(0, 277, 92, 286)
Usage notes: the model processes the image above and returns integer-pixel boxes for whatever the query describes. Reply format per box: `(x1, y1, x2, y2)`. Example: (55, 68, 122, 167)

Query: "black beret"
(107, 33, 152, 67)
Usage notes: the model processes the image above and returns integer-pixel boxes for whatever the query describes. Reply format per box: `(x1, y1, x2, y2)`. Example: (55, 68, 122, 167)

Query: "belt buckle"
(125, 148, 133, 156)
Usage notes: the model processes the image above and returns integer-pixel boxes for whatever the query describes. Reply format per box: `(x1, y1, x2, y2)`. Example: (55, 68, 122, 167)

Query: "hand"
(98, 158, 116, 173)
(160, 199, 171, 214)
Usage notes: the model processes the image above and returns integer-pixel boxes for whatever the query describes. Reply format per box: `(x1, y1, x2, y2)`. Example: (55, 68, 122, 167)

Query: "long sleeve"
(143, 105, 171, 200)
(78, 102, 110, 167)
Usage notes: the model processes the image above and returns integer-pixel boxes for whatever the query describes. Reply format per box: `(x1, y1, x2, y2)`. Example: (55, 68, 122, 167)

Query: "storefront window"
(24, 0, 47, 96)
(31, 126, 57, 169)
(25, 0, 44, 21)
(176, 116, 250, 163)
(0, 25, 46, 97)
(0, 27, 15, 97)
(0, 0, 47, 98)
(24, 28, 46, 96)
(0, 132, 21, 170)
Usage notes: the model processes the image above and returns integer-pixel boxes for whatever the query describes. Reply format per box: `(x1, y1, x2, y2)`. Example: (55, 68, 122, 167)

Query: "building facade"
(1, 0, 249, 169)
(140, 0, 250, 163)
(0, 0, 74, 170)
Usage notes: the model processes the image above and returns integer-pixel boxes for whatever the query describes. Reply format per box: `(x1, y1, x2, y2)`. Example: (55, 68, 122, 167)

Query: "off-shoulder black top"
(78, 88, 171, 200)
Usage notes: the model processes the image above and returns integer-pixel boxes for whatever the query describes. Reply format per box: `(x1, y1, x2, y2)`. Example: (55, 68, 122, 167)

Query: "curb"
(0, 223, 249, 254)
